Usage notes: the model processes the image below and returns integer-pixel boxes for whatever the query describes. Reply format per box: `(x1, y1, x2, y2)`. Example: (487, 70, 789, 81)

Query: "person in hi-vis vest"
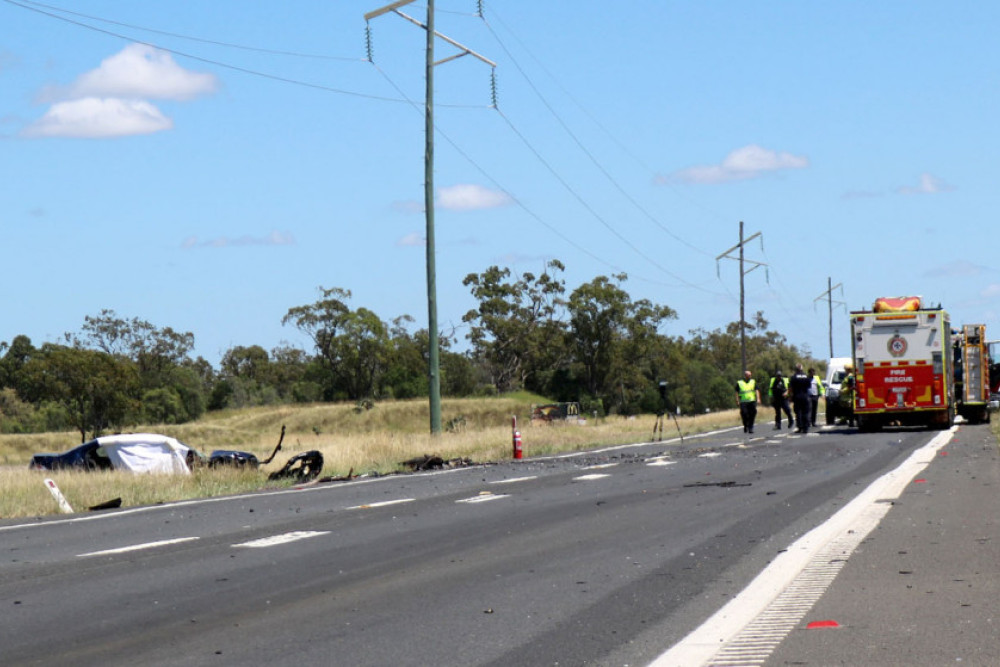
(735, 370, 761, 434)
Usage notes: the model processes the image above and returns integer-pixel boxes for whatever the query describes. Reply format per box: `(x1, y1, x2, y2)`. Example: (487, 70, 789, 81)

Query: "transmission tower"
(716, 221, 767, 373)
(814, 277, 845, 358)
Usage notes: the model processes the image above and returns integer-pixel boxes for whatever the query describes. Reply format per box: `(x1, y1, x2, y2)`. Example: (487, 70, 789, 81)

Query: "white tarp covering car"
(99, 434, 192, 474)
(29, 433, 194, 475)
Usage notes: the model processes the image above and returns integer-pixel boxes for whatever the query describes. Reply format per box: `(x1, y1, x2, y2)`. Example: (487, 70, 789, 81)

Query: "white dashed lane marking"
(346, 499, 415, 510)
(233, 531, 329, 548)
(647, 457, 675, 467)
(573, 474, 610, 481)
(78, 537, 199, 558)
(490, 476, 537, 484)
(456, 493, 510, 504)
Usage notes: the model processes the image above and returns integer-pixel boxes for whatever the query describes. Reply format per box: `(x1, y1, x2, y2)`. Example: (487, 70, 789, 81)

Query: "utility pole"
(813, 277, 845, 358)
(716, 221, 767, 373)
(365, 0, 494, 434)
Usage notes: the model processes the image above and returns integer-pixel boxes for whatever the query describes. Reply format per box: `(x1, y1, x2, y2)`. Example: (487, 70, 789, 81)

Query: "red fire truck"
(849, 296, 954, 431)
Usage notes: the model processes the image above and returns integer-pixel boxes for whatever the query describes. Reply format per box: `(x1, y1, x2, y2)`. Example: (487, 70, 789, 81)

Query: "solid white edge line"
(650, 426, 957, 667)
(78, 536, 199, 558)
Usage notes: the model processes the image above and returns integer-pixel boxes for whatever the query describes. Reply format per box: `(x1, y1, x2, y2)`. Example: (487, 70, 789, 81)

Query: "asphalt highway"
(0, 419, 984, 667)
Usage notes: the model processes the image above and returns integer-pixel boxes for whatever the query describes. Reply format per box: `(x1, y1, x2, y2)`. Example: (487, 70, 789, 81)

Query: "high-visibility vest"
(737, 379, 757, 403)
(813, 375, 826, 396)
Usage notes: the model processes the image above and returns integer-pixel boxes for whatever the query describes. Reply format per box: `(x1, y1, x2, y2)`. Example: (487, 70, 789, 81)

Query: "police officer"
(768, 370, 793, 430)
(789, 364, 813, 433)
(735, 370, 761, 434)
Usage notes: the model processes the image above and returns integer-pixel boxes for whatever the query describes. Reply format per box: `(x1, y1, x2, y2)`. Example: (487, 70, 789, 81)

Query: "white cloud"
(181, 231, 295, 249)
(437, 184, 511, 211)
(392, 200, 424, 214)
(22, 98, 172, 138)
(668, 145, 809, 184)
(897, 173, 954, 195)
(396, 232, 424, 247)
(24, 43, 218, 139)
(923, 260, 990, 279)
(39, 44, 218, 103)
(981, 284, 1000, 299)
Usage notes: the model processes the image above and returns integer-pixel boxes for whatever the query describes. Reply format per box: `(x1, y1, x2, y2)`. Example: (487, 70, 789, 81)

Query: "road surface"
(1, 421, 980, 666)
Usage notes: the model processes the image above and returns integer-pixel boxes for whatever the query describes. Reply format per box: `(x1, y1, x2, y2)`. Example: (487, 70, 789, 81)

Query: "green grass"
(0, 397, 741, 519)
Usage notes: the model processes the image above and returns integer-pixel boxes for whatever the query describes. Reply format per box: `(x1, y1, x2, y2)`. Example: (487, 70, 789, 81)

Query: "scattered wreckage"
(29, 426, 484, 495)
(28, 426, 324, 482)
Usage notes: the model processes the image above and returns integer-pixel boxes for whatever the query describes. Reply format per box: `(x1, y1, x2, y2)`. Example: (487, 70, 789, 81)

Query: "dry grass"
(0, 398, 741, 519)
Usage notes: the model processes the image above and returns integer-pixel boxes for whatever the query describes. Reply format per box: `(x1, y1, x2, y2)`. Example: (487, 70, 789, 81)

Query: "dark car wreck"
(30, 433, 264, 475)
(29, 433, 202, 474)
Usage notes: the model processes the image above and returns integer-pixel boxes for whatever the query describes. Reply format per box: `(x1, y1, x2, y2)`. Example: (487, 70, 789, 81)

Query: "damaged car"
(29, 433, 200, 474)
(29, 426, 320, 481)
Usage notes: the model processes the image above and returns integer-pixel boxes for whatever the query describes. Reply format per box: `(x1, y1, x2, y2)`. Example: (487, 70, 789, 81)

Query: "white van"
(824, 357, 852, 424)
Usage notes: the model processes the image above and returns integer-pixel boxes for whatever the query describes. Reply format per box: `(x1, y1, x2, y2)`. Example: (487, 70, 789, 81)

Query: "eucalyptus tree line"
(0, 261, 820, 436)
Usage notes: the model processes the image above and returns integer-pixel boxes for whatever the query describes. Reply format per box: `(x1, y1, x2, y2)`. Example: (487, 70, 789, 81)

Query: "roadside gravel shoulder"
(767, 422, 1000, 666)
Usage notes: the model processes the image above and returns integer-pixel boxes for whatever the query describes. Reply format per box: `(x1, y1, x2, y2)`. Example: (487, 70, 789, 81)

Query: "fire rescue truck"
(953, 324, 991, 424)
(849, 296, 954, 431)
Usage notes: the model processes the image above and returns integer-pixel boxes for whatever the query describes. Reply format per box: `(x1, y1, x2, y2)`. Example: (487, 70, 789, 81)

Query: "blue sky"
(2, 0, 999, 368)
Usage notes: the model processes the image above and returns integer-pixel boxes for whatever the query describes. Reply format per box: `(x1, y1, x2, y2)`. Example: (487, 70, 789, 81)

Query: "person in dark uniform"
(768, 370, 793, 430)
(789, 364, 813, 434)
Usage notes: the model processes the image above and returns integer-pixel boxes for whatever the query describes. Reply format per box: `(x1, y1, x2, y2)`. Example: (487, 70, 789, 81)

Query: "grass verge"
(0, 398, 740, 519)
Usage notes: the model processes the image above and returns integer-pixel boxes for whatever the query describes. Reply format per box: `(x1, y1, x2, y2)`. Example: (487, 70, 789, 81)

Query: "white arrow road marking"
(78, 537, 199, 558)
(233, 531, 329, 548)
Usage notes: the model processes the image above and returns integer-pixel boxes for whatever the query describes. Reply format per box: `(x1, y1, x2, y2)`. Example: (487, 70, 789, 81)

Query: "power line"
(15, 0, 366, 61)
(479, 1, 735, 230)
(368, 62, 643, 282)
(479, 13, 712, 258)
(494, 107, 719, 294)
(3, 0, 410, 103)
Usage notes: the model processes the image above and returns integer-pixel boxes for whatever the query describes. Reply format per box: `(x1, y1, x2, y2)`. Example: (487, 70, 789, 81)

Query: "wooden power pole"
(364, 0, 494, 433)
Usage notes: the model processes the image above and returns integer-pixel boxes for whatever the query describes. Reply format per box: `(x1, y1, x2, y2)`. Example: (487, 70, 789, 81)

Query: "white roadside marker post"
(43, 478, 74, 514)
